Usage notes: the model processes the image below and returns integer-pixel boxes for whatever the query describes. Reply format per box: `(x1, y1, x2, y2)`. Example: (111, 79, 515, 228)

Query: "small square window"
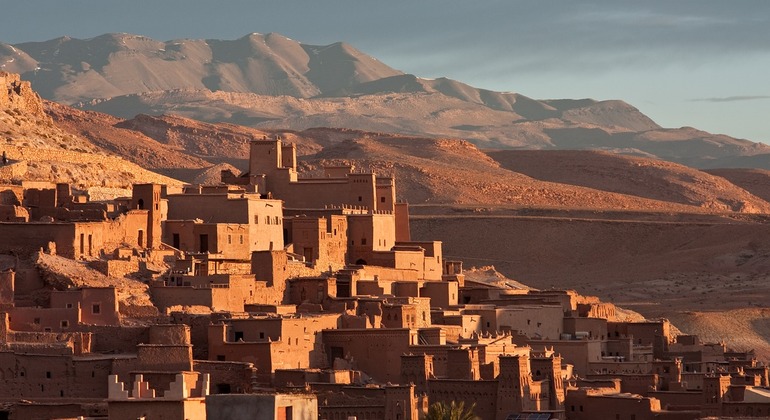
(66, 303, 73, 309)
(92, 304, 101, 314)
(60, 320, 69, 328)
(33, 318, 41, 325)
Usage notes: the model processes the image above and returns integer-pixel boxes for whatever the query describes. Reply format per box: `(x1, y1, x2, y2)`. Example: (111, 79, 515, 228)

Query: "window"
(66, 303, 73, 308)
(259, 332, 265, 339)
(358, 196, 362, 202)
(46, 371, 51, 379)
(228, 235, 232, 244)
(361, 238, 367, 245)
(240, 235, 243, 244)
(33, 318, 40, 324)
(92, 304, 101, 314)
(61, 320, 69, 328)
(381, 197, 385, 203)
(254, 215, 259, 224)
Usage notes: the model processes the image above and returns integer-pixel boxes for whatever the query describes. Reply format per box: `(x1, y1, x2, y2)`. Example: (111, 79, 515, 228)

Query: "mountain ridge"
(3, 32, 770, 169)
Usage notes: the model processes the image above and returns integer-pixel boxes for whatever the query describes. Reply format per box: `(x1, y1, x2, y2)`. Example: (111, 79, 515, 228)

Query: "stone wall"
(0, 72, 45, 116)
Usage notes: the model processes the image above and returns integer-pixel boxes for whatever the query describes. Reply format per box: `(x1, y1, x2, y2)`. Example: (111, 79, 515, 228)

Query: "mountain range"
(4, 32, 770, 168)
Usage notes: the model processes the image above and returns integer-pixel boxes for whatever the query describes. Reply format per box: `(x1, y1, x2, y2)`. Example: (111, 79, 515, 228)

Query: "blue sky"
(3, 1, 769, 142)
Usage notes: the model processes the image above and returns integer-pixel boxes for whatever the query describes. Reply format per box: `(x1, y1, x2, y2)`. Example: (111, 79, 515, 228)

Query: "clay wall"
(587, 373, 658, 394)
(721, 402, 770, 417)
(0, 161, 28, 185)
(213, 314, 339, 372)
(9, 402, 105, 420)
(288, 277, 336, 305)
(605, 338, 634, 361)
(83, 325, 149, 354)
(400, 241, 443, 280)
(136, 344, 193, 372)
(167, 194, 284, 252)
(357, 265, 420, 282)
(428, 379, 498, 420)
(0, 222, 75, 257)
(464, 305, 564, 339)
(166, 221, 252, 260)
(394, 202, 411, 242)
(388, 297, 431, 328)
(151, 285, 213, 311)
(515, 338, 603, 377)
(587, 361, 651, 375)
(10, 306, 80, 332)
(0, 212, 152, 260)
(50, 287, 120, 326)
(381, 304, 418, 329)
(420, 281, 459, 309)
(0, 270, 13, 306)
(148, 324, 191, 345)
(0, 204, 28, 222)
(368, 249, 426, 279)
(565, 391, 698, 420)
(564, 317, 609, 340)
(322, 328, 417, 382)
(206, 393, 318, 420)
(287, 215, 348, 268)
(0, 352, 109, 399)
(608, 320, 672, 346)
(0, 184, 23, 205)
(375, 179, 396, 212)
(195, 360, 254, 394)
(347, 213, 396, 264)
(108, 399, 206, 420)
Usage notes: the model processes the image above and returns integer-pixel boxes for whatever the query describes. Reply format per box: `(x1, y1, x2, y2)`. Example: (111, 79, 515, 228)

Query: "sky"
(2, 1, 770, 143)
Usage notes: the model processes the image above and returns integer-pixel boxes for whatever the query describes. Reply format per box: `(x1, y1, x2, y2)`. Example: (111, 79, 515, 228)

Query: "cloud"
(691, 96, 770, 103)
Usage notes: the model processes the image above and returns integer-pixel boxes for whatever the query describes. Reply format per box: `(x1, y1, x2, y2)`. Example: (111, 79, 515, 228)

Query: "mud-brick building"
(0, 183, 164, 259)
(165, 186, 285, 256)
(207, 313, 340, 383)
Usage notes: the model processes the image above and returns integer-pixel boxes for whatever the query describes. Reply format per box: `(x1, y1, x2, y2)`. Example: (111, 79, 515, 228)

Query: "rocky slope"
(0, 72, 182, 189)
(47, 103, 770, 214)
(4, 33, 770, 167)
(488, 150, 770, 212)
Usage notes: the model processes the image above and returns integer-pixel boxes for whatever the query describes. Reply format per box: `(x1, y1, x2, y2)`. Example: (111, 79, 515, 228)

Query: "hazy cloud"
(692, 96, 770, 103)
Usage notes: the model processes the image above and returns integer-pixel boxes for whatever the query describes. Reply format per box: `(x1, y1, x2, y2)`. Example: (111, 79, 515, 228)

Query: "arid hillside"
(488, 150, 770, 212)
(704, 168, 770, 204)
(0, 72, 182, 190)
(4, 32, 770, 167)
(47, 104, 770, 214)
(411, 211, 770, 356)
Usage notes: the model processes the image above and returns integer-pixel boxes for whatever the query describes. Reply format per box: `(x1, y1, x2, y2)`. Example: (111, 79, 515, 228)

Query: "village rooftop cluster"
(1, 132, 769, 420)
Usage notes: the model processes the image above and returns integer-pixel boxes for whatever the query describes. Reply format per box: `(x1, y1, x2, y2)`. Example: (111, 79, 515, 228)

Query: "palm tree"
(423, 400, 479, 420)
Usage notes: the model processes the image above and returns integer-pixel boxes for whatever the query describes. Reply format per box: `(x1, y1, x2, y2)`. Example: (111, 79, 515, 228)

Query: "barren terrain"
(411, 210, 770, 358)
(4, 32, 770, 167)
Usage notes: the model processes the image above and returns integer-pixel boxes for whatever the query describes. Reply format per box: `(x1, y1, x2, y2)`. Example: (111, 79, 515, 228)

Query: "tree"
(423, 400, 479, 420)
